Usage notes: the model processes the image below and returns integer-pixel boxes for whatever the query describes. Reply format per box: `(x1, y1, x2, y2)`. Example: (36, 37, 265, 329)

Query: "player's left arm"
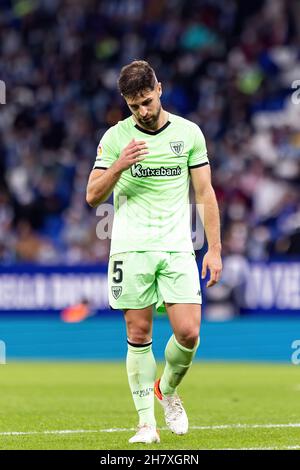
(190, 164, 222, 287)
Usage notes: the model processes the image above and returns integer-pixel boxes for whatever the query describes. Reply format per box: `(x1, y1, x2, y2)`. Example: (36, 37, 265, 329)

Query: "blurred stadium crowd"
(0, 0, 300, 265)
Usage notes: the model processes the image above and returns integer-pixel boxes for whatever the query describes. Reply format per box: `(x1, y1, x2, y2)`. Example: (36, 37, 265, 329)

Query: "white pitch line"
(0, 428, 135, 436)
(191, 423, 300, 430)
(1, 422, 300, 436)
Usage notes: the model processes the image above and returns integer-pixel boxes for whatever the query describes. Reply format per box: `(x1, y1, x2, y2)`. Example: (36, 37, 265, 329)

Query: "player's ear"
(157, 82, 162, 97)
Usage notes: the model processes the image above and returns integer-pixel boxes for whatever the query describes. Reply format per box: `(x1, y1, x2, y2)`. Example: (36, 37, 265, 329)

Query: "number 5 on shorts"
(113, 261, 123, 283)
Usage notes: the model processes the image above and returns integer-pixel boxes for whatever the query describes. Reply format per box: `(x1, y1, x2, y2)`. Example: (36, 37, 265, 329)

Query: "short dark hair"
(118, 60, 157, 99)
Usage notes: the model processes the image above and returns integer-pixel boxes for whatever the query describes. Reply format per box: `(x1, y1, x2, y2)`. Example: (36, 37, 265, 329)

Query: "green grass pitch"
(0, 361, 300, 450)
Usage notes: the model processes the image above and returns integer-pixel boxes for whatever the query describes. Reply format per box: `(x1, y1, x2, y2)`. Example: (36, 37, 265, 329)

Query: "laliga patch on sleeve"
(97, 144, 103, 159)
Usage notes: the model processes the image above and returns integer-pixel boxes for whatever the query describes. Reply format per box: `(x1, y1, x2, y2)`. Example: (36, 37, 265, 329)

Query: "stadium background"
(1, 0, 300, 452)
(0, 0, 300, 361)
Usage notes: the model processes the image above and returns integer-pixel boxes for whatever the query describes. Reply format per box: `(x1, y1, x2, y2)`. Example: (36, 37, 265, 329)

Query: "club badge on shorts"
(112, 286, 122, 299)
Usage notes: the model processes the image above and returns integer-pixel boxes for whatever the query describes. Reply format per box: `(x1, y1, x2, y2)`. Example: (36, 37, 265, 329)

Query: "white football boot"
(129, 424, 160, 444)
(154, 379, 188, 435)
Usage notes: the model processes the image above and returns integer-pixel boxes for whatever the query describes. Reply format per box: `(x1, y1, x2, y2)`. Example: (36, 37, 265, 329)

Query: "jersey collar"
(133, 116, 171, 135)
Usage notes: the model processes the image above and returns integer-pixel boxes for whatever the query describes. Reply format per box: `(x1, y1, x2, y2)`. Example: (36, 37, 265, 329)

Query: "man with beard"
(86, 60, 222, 444)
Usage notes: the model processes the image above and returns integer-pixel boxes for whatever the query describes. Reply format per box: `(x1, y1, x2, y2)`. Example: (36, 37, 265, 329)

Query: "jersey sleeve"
(188, 124, 209, 168)
(93, 127, 119, 170)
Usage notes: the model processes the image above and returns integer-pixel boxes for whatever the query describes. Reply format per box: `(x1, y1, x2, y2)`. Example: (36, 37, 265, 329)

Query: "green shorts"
(108, 251, 202, 310)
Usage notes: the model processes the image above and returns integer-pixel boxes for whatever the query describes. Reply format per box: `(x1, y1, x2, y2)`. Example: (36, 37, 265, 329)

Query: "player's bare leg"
(165, 303, 201, 350)
(124, 305, 160, 444)
(154, 303, 201, 435)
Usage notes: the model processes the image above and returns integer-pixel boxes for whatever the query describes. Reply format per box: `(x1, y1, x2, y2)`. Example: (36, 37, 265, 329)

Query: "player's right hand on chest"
(117, 139, 148, 171)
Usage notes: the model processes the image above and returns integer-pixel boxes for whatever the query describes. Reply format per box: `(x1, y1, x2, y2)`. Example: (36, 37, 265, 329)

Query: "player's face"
(126, 83, 162, 130)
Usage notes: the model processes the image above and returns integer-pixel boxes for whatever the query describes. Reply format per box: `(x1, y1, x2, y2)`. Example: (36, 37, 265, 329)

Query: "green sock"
(160, 335, 200, 396)
(126, 341, 157, 427)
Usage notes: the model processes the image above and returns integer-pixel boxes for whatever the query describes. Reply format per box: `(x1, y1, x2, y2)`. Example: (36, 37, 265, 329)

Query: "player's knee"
(127, 331, 152, 344)
(176, 328, 200, 349)
(126, 320, 152, 344)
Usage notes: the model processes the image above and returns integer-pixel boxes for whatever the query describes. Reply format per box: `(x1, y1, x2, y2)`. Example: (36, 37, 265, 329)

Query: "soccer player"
(86, 60, 222, 444)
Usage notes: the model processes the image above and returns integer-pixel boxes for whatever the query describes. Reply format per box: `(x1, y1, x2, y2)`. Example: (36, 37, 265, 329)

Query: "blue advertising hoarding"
(0, 259, 299, 316)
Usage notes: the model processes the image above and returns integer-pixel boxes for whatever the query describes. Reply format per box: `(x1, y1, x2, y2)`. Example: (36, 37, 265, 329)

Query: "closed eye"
(129, 99, 153, 110)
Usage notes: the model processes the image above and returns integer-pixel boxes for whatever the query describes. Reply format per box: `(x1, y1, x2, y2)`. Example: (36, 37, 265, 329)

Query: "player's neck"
(154, 109, 169, 130)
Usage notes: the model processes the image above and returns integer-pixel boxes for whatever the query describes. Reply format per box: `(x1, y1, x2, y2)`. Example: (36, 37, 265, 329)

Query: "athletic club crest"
(170, 141, 184, 156)
(112, 286, 122, 299)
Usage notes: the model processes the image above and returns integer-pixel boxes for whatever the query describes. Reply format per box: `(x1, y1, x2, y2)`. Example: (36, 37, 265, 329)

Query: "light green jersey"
(93, 112, 209, 255)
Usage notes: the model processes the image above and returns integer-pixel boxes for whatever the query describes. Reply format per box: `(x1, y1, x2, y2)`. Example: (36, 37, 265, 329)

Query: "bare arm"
(190, 164, 222, 287)
(86, 139, 148, 207)
(86, 165, 122, 208)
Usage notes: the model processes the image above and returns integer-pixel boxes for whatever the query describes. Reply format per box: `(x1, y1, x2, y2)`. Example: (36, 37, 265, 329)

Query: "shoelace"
(165, 396, 184, 420)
